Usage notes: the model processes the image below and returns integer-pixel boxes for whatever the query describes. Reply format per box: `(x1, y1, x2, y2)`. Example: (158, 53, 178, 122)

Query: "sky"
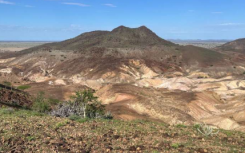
(0, 0, 245, 41)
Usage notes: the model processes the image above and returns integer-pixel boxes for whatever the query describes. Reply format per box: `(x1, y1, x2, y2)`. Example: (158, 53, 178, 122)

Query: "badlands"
(0, 26, 245, 131)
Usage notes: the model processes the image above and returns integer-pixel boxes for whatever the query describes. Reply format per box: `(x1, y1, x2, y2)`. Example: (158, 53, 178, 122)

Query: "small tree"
(51, 89, 105, 118)
(71, 90, 104, 118)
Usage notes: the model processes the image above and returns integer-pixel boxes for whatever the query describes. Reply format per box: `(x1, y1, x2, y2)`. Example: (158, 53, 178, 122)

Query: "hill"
(216, 38, 245, 53)
(20, 26, 174, 52)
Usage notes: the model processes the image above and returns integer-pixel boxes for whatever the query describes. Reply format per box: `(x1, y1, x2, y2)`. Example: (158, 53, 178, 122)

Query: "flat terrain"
(0, 108, 244, 153)
(170, 40, 229, 49)
(0, 41, 52, 52)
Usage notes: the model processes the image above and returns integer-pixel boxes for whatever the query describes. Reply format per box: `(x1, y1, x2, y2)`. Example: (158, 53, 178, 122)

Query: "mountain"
(15, 26, 225, 66)
(216, 38, 245, 53)
(18, 26, 174, 54)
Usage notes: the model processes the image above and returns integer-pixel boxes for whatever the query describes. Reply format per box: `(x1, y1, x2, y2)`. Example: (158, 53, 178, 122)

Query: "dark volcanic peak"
(107, 25, 173, 47)
(19, 26, 175, 52)
(216, 38, 245, 53)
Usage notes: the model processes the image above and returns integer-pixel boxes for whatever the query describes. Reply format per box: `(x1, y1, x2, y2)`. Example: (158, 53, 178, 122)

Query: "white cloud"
(0, 0, 14, 5)
(104, 4, 116, 7)
(62, 2, 90, 7)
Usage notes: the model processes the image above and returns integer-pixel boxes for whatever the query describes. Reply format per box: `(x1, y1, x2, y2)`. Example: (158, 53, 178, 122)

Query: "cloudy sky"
(0, 0, 245, 41)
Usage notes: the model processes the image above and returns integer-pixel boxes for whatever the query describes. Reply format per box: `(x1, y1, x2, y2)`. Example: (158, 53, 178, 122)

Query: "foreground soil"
(0, 109, 244, 153)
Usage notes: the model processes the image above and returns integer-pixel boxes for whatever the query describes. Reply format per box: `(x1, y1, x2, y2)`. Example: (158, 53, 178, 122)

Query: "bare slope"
(216, 38, 245, 53)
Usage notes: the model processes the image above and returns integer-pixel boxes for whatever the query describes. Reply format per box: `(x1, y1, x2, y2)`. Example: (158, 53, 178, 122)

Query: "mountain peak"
(138, 25, 148, 30)
(111, 25, 131, 33)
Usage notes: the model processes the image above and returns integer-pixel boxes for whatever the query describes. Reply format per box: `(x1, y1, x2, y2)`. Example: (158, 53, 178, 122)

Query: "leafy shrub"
(48, 98, 60, 105)
(171, 143, 180, 149)
(32, 92, 51, 113)
(51, 89, 105, 119)
(17, 85, 31, 91)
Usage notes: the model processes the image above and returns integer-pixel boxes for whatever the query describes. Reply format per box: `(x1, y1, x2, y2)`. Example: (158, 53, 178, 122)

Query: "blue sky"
(0, 0, 245, 41)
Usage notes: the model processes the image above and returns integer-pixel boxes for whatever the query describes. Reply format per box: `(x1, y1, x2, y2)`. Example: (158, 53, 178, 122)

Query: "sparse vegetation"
(197, 123, 219, 136)
(0, 109, 244, 152)
(176, 124, 187, 128)
(17, 85, 31, 91)
(3, 81, 11, 87)
(51, 89, 105, 119)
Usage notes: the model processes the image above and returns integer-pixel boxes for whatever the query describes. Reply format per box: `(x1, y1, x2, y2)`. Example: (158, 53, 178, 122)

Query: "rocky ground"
(0, 108, 244, 153)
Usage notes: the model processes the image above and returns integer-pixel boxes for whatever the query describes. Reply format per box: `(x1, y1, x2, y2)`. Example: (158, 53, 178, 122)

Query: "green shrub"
(48, 98, 60, 105)
(51, 90, 105, 119)
(193, 124, 201, 129)
(17, 85, 31, 91)
(3, 81, 11, 87)
(55, 120, 69, 129)
(32, 91, 51, 113)
(171, 143, 180, 149)
(176, 124, 187, 128)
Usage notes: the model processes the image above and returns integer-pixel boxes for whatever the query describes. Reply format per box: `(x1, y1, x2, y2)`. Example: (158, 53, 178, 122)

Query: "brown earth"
(0, 84, 32, 108)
